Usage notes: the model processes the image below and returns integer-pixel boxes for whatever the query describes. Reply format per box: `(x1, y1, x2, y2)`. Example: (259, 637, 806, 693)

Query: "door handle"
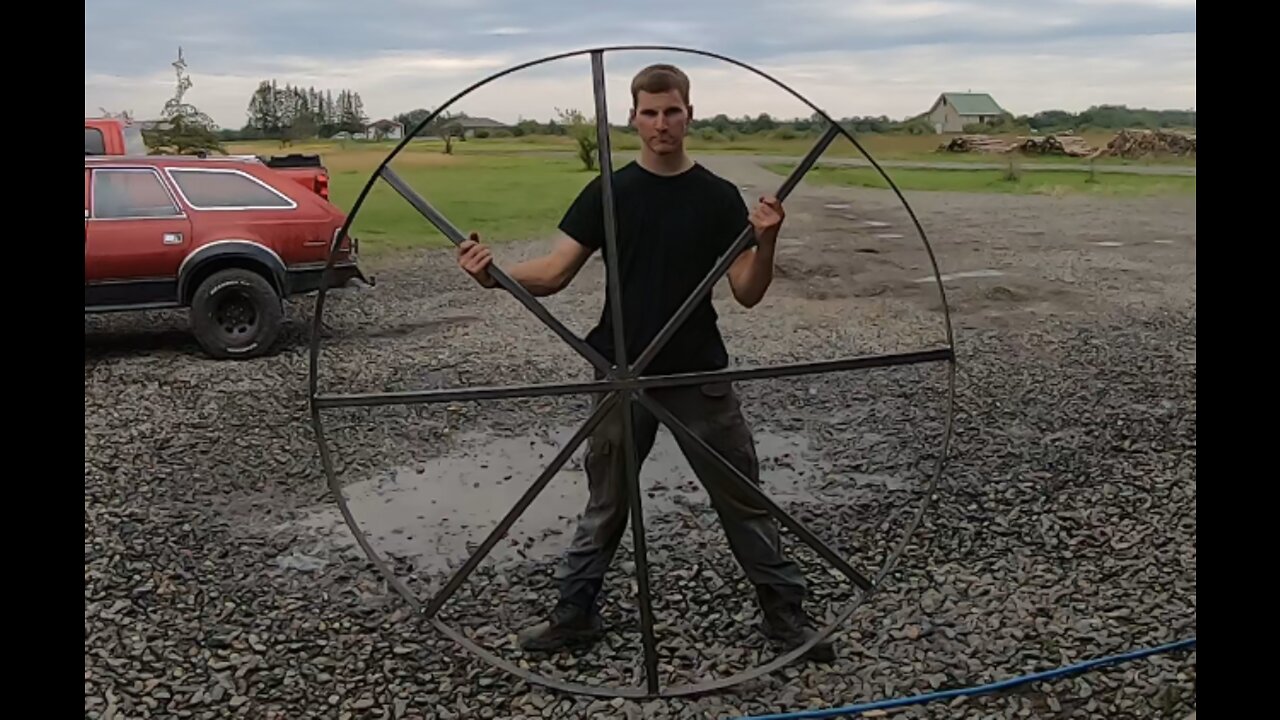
(163, 232, 184, 245)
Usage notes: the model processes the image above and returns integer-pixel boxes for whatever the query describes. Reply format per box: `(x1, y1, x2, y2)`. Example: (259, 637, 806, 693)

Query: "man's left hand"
(749, 195, 785, 249)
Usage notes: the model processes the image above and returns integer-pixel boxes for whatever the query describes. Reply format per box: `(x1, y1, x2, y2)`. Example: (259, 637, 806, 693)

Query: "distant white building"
(451, 116, 512, 138)
(926, 93, 1006, 133)
(365, 119, 405, 141)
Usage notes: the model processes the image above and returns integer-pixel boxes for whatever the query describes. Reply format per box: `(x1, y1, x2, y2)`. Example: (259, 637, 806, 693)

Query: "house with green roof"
(926, 92, 1007, 133)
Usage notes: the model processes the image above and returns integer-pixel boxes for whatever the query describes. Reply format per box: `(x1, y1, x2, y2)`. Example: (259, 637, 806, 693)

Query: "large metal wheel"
(308, 45, 956, 699)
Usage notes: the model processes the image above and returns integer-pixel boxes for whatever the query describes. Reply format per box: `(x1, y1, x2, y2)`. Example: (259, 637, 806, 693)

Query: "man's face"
(630, 89, 691, 155)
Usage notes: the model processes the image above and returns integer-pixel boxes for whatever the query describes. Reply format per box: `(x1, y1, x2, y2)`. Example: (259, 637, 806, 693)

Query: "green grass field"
(324, 153, 596, 256)
(224, 136, 1195, 256)
(766, 163, 1197, 197)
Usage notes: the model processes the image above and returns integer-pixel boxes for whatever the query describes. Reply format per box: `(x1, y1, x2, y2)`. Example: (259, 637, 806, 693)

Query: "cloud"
(482, 27, 532, 36)
(84, 0, 1196, 127)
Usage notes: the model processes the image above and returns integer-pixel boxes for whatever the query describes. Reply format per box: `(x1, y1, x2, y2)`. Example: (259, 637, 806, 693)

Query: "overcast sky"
(85, 0, 1196, 129)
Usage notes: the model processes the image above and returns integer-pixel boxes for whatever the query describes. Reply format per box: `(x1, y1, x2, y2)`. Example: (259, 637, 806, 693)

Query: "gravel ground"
(85, 161, 1196, 719)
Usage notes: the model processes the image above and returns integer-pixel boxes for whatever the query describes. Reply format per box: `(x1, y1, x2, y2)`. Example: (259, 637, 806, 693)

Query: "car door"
(85, 166, 192, 309)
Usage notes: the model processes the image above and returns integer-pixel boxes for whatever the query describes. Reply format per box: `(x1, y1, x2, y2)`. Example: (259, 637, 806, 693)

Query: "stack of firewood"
(938, 130, 1197, 159)
(1101, 129, 1196, 158)
(937, 135, 1015, 154)
(1015, 133, 1096, 157)
(939, 133, 1099, 157)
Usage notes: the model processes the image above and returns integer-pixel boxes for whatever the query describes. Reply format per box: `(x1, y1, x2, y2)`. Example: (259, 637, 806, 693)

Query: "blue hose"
(735, 636, 1197, 720)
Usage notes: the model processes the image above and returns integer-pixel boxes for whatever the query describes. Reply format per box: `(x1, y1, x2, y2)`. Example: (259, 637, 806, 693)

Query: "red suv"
(85, 154, 369, 359)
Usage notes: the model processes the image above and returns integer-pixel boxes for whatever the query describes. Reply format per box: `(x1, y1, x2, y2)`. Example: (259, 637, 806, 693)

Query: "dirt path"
(696, 154, 1196, 337)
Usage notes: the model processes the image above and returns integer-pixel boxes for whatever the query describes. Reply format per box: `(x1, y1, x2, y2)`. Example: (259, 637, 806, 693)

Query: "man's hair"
(630, 64, 691, 107)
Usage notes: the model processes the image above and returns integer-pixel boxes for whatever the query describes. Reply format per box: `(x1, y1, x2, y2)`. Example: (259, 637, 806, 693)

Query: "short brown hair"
(630, 64, 690, 106)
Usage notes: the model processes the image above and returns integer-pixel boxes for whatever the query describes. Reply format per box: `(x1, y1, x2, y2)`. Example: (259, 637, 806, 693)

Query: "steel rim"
(214, 292, 257, 340)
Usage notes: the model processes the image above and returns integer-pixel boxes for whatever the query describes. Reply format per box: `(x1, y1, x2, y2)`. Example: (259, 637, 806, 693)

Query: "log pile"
(938, 135, 1015, 154)
(1015, 133, 1096, 157)
(939, 133, 1096, 157)
(1100, 129, 1196, 158)
(938, 129, 1197, 158)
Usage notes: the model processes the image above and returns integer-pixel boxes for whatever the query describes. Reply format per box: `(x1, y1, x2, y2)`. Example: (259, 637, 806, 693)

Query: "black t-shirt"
(558, 161, 753, 376)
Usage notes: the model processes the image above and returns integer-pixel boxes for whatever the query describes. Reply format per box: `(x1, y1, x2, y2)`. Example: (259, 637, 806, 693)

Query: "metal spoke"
(634, 391, 874, 592)
(378, 166, 613, 376)
(620, 393, 661, 693)
(591, 51, 629, 373)
(591, 51, 661, 694)
(312, 348, 953, 410)
(423, 391, 622, 619)
(313, 377, 614, 410)
(628, 124, 842, 376)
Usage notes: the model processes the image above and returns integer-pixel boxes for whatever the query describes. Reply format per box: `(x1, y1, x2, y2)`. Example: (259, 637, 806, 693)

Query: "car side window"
(168, 169, 295, 210)
(85, 128, 106, 155)
(92, 169, 181, 219)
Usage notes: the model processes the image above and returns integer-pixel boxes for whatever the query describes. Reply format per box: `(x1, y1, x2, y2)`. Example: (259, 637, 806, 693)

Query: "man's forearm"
(732, 244, 776, 308)
(498, 256, 565, 296)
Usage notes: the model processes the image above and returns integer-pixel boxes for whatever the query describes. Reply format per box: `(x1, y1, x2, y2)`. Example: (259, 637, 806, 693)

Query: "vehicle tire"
(189, 268, 282, 359)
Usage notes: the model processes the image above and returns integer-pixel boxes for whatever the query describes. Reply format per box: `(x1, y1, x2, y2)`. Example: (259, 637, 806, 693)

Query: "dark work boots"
(517, 599, 605, 652)
(756, 584, 837, 663)
(517, 584, 836, 662)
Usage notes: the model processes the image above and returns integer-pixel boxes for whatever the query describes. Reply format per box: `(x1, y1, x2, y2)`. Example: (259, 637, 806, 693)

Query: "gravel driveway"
(85, 157, 1196, 719)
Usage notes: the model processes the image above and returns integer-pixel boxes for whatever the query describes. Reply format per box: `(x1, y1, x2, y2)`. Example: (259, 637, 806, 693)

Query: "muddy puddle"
(287, 426, 902, 571)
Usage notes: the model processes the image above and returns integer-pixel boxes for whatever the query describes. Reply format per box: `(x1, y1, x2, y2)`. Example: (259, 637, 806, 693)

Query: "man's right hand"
(457, 233, 498, 288)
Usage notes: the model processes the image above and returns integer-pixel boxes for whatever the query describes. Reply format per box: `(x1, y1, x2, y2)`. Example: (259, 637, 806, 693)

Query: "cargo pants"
(553, 380, 808, 608)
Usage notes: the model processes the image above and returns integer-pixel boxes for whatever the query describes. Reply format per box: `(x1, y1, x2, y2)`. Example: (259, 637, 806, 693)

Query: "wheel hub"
(215, 293, 257, 337)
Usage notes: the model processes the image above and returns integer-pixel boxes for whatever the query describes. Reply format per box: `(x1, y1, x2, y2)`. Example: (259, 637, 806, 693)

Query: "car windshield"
(123, 125, 149, 156)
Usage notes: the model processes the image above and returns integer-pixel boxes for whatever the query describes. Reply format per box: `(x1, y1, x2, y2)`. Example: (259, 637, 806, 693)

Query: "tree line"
(234, 81, 369, 140)
(380, 108, 935, 140)
(961, 105, 1196, 135)
(1022, 105, 1195, 132)
(380, 104, 1195, 140)
(215, 95, 1196, 143)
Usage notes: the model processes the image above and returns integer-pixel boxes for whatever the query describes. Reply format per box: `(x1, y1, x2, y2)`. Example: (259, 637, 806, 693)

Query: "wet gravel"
(86, 219, 1196, 719)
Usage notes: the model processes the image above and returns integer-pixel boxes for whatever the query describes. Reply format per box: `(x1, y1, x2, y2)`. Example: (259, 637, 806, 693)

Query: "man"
(456, 63, 834, 662)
